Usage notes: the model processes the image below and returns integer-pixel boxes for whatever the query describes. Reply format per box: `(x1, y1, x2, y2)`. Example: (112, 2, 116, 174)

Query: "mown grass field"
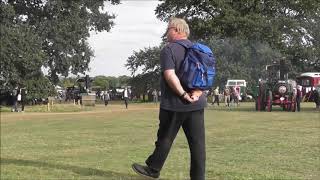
(1, 102, 319, 180)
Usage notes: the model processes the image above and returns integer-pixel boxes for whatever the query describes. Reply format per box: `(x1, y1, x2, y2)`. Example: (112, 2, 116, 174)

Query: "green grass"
(1, 102, 319, 180)
(0, 103, 92, 113)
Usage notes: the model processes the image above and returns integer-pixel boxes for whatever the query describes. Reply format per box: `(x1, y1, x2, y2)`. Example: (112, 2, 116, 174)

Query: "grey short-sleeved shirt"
(160, 39, 206, 112)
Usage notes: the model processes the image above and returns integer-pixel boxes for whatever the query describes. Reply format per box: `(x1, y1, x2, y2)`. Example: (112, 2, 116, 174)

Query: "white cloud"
(87, 1, 167, 77)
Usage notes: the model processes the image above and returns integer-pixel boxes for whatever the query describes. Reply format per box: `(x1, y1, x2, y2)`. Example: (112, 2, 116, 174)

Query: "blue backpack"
(176, 41, 216, 90)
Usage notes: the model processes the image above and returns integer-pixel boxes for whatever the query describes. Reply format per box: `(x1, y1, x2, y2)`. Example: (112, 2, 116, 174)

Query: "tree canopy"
(91, 75, 130, 90)
(1, 0, 119, 100)
(1, 3, 45, 89)
(126, 0, 319, 94)
(156, 0, 319, 72)
(125, 46, 162, 96)
(0, 0, 120, 89)
(207, 37, 282, 90)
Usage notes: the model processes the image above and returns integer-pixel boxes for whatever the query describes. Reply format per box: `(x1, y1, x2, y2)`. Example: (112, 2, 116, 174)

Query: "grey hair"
(168, 17, 190, 37)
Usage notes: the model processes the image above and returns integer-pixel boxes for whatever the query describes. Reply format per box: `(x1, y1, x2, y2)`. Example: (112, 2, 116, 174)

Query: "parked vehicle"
(256, 60, 297, 112)
(296, 72, 320, 102)
(226, 79, 247, 101)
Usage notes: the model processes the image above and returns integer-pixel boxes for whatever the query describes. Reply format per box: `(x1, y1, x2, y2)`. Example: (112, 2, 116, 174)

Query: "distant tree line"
(59, 75, 130, 90)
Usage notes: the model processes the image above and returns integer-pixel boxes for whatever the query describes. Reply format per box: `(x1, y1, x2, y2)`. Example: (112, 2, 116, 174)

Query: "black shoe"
(132, 163, 160, 179)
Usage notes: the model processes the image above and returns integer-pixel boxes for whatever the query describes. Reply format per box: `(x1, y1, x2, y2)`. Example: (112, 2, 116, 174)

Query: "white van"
(226, 79, 248, 100)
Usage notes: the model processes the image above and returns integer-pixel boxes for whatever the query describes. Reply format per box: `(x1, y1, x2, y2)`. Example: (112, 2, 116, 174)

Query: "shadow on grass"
(1, 158, 147, 179)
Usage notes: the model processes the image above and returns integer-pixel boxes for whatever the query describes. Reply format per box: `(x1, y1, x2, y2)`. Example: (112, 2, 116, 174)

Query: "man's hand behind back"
(183, 93, 198, 103)
(190, 89, 203, 101)
(182, 89, 203, 103)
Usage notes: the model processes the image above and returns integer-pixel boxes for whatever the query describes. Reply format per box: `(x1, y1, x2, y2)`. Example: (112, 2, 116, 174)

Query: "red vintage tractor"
(255, 60, 297, 112)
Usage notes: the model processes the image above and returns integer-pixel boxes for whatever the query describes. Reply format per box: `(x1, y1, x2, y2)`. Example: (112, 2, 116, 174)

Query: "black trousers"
(124, 98, 128, 108)
(296, 97, 301, 112)
(212, 95, 219, 106)
(146, 108, 206, 180)
(21, 100, 25, 111)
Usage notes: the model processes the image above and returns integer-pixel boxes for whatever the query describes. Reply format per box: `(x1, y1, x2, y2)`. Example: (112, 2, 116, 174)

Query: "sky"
(87, 0, 167, 77)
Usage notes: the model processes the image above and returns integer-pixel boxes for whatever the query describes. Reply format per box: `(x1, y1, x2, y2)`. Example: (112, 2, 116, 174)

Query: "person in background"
(223, 86, 231, 107)
(123, 87, 129, 109)
(20, 88, 27, 112)
(313, 87, 319, 110)
(152, 89, 158, 104)
(103, 90, 110, 107)
(132, 17, 206, 180)
(17, 92, 21, 110)
(58, 91, 62, 103)
(11, 86, 18, 112)
(296, 85, 302, 112)
(211, 86, 220, 106)
(158, 90, 161, 102)
(231, 86, 240, 106)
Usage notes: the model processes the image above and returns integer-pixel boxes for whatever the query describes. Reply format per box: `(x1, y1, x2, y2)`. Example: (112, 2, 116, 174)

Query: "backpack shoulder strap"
(193, 43, 213, 55)
(174, 41, 192, 49)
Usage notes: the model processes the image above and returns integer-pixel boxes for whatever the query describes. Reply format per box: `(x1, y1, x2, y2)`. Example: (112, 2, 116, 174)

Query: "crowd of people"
(210, 86, 241, 107)
(208, 84, 320, 111)
(6, 84, 319, 113)
(5, 83, 319, 113)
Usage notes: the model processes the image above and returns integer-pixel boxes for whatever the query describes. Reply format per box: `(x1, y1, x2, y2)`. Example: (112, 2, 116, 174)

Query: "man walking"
(11, 86, 18, 112)
(313, 88, 320, 110)
(152, 89, 158, 104)
(103, 90, 110, 107)
(296, 85, 302, 112)
(223, 86, 231, 107)
(123, 87, 129, 109)
(132, 17, 206, 180)
(20, 87, 27, 112)
(212, 86, 220, 106)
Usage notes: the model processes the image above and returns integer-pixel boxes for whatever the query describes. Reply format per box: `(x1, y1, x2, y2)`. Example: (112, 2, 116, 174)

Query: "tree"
(125, 46, 162, 99)
(206, 37, 282, 91)
(24, 76, 56, 101)
(91, 75, 130, 90)
(92, 76, 109, 90)
(0, 3, 45, 89)
(118, 75, 130, 87)
(1, 0, 119, 99)
(105, 76, 119, 89)
(155, 0, 319, 71)
(1, 0, 120, 86)
(58, 77, 78, 88)
(126, 46, 162, 77)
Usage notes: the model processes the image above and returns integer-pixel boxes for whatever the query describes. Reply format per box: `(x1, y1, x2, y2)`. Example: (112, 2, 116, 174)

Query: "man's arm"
(163, 69, 197, 103)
